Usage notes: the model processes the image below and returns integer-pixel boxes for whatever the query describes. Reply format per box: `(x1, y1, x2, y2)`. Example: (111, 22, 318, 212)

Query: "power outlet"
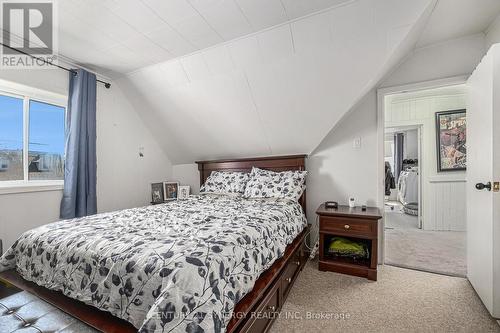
(353, 137, 361, 149)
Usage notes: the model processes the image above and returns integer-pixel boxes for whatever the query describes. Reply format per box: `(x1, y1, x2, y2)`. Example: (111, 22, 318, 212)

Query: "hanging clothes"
(398, 168, 418, 205)
(394, 133, 404, 183)
(385, 162, 396, 196)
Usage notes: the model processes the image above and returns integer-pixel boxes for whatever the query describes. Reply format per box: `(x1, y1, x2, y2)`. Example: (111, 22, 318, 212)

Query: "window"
(28, 101, 65, 180)
(0, 82, 66, 188)
(0, 95, 23, 181)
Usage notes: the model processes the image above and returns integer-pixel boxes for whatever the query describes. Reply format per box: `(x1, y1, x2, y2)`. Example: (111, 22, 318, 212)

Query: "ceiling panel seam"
(288, 23, 296, 53)
(278, 0, 290, 21)
(179, 60, 192, 83)
(121, 0, 358, 79)
(233, 0, 255, 31)
(243, 73, 273, 154)
(94, 2, 175, 57)
(186, 0, 226, 42)
(139, 0, 200, 51)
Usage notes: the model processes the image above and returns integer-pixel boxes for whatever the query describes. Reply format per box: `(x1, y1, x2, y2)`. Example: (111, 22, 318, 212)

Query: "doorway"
(379, 80, 467, 277)
(384, 125, 421, 230)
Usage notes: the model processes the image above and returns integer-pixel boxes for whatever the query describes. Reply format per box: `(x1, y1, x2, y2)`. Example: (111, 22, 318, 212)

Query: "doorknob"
(475, 182, 492, 191)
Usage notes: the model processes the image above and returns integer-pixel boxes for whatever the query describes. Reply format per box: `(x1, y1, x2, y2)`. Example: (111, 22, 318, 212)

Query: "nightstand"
(316, 204, 381, 281)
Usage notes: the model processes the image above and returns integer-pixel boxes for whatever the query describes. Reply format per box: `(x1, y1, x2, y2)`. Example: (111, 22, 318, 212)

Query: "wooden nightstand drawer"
(316, 204, 381, 281)
(320, 216, 375, 237)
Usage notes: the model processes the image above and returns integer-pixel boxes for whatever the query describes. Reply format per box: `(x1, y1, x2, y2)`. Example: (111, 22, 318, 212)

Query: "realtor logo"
(1, 0, 57, 68)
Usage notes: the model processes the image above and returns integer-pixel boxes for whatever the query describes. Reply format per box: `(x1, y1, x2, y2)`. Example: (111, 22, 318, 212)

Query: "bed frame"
(197, 154, 307, 213)
(0, 155, 308, 333)
(196, 155, 308, 333)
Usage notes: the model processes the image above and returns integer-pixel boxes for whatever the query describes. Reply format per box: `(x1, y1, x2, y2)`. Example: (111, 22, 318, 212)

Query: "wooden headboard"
(195, 155, 307, 213)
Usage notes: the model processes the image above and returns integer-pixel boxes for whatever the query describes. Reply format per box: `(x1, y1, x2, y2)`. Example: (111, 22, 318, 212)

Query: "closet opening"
(381, 83, 467, 277)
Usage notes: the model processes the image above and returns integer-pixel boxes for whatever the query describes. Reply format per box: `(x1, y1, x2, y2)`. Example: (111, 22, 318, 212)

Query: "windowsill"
(0, 182, 64, 195)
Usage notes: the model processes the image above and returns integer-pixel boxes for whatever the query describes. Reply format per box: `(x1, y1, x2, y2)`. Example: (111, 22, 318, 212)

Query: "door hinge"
(494, 182, 500, 192)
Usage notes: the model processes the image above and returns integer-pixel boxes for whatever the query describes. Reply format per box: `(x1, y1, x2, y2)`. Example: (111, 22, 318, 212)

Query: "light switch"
(353, 137, 361, 149)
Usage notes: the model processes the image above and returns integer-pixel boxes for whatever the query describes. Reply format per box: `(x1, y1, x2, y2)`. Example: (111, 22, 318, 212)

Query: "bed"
(0, 155, 308, 333)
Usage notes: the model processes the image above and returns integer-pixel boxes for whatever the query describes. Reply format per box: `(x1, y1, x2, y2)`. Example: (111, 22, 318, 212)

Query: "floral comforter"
(0, 195, 307, 332)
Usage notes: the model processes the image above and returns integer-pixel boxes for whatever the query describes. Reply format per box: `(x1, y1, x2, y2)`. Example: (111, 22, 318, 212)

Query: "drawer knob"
(295, 261, 300, 266)
(286, 277, 292, 283)
(344, 224, 350, 230)
(268, 305, 276, 311)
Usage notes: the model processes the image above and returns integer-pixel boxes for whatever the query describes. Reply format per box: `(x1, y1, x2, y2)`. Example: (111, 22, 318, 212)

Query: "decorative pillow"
(199, 171, 250, 195)
(243, 167, 307, 201)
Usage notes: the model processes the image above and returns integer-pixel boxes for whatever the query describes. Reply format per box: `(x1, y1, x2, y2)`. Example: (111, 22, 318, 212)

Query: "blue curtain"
(60, 69, 97, 219)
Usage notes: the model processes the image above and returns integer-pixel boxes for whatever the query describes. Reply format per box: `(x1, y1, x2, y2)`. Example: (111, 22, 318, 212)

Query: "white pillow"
(243, 167, 307, 201)
(199, 171, 250, 195)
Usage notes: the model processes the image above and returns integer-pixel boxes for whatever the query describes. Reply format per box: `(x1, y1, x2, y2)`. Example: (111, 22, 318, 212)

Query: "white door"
(467, 45, 500, 318)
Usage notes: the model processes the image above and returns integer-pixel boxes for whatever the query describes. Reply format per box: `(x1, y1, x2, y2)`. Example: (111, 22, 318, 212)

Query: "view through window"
(0, 92, 65, 183)
(0, 95, 24, 181)
(28, 101, 65, 180)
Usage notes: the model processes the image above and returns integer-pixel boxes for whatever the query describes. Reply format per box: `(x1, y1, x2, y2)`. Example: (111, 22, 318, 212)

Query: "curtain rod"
(0, 43, 111, 89)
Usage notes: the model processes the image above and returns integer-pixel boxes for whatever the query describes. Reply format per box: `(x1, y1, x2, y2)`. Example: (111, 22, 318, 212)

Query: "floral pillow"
(199, 171, 250, 195)
(243, 167, 307, 201)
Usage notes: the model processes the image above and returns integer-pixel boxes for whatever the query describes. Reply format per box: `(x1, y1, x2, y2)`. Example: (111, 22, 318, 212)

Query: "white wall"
(307, 90, 378, 216)
(306, 90, 378, 225)
(0, 72, 172, 250)
(0, 189, 63, 254)
(0, 69, 68, 95)
(404, 129, 418, 159)
(382, 34, 486, 87)
(386, 88, 467, 231)
(486, 14, 500, 49)
(172, 164, 201, 195)
(96, 83, 172, 212)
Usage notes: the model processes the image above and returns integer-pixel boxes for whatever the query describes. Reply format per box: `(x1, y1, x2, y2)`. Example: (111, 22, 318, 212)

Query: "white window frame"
(0, 79, 67, 194)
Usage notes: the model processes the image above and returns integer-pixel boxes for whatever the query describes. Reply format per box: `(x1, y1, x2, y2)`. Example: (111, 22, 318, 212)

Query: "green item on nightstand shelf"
(328, 237, 369, 258)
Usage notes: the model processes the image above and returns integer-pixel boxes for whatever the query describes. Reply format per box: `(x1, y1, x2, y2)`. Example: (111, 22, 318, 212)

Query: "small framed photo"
(163, 182, 179, 201)
(151, 183, 164, 204)
(178, 185, 190, 199)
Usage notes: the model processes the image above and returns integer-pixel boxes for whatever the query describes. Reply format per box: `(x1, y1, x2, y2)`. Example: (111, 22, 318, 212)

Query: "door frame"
(376, 75, 468, 264)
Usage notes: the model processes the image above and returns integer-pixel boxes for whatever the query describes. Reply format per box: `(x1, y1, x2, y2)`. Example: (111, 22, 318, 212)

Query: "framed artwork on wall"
(435, 109, 466, 172)
(163, 182, 179, 201)
(151, 183, 164, 204)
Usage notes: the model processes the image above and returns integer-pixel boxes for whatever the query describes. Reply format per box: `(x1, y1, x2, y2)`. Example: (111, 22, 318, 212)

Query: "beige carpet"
(385, 228, 466, 277)
(270, 260, 499, 333)
(384, 206, 466, 277)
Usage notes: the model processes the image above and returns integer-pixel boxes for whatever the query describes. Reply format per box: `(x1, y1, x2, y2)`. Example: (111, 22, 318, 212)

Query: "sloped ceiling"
(56, 0, 355, 77)
(117, 0, 435, 164)
(416, 0, 500, 47)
